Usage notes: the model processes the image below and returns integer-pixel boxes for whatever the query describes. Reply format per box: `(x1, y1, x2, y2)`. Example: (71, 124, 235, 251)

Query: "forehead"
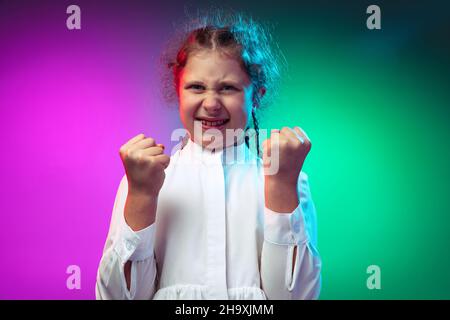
(181, 50, 250, 84)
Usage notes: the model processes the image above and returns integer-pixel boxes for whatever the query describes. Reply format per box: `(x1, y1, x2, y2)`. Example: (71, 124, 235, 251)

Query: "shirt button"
(125, 240, 133, 251)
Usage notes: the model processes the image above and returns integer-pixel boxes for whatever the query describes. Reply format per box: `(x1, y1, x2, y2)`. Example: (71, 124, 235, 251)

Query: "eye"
(221, 85, 238, 92)
(187, 84, 205, 91)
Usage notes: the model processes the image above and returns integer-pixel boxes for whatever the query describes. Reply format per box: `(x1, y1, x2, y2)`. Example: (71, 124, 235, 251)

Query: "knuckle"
(133, 133, 145, 142)
(279, 138, 288, 147)
(122, 148, 133, 160)
(135, 151, 144, 163)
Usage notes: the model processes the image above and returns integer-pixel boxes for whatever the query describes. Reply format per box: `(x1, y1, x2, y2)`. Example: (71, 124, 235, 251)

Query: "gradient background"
(1, 0, 449, 299)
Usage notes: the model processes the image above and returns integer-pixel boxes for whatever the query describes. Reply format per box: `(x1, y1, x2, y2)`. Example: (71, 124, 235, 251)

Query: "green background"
(201, 0, 450, 299)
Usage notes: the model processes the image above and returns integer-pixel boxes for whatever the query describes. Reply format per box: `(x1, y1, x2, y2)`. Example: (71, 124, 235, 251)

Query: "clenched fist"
(119, 133, 170, 196)
(262, 126, 311, 186)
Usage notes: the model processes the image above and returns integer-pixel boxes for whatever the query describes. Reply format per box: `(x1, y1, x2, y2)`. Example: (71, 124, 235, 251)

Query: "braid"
(245, 107, 260, 158)
(252, 108, 260, 158)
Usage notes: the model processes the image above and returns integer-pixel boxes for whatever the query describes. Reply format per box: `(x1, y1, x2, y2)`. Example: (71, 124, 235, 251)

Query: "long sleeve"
(260, 172, 322, 300)
(95, 175, 158, 300)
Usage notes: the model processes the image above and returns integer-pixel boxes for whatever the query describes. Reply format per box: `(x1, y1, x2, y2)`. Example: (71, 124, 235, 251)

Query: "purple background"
(0, 1, 185, 299)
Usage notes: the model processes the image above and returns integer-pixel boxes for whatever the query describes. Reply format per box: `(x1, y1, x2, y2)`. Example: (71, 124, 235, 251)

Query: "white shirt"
(96, 138, 321, 300)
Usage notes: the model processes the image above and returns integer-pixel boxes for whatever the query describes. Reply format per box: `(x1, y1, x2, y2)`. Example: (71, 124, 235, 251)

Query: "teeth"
(201, 119, 227, 126)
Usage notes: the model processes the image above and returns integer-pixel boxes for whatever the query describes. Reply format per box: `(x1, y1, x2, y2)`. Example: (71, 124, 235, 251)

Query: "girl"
(95, 12, 321, 300)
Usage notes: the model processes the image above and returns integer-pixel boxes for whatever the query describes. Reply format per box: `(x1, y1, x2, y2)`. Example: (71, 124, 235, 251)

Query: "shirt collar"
(180, 137, 256, 165)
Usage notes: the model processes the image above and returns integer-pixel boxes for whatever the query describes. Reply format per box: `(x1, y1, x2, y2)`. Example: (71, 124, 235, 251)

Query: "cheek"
(179, 94, 198, 123)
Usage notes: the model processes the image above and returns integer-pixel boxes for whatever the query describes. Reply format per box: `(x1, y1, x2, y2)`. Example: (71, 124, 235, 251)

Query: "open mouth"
(195, 118, 230, 128)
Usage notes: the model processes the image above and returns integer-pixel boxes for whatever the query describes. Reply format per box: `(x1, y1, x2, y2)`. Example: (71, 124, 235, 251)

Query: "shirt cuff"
(113, 221, 156, 262)
(264, 204, 308, 245)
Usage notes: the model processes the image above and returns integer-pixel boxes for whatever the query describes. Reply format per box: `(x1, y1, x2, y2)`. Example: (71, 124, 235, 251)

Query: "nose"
(202, 91, 222, 114)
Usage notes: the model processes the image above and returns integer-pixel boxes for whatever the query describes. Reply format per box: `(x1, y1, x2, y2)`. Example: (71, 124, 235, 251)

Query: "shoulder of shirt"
(300, 171, 309, 181)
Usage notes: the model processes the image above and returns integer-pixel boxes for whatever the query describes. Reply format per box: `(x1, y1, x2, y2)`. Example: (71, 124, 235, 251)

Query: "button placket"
(203, 152, 229, 299)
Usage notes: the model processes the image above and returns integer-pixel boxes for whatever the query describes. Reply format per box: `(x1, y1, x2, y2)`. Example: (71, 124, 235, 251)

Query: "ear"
(259, 87, 266, 98)
(252, 87, 266, 108)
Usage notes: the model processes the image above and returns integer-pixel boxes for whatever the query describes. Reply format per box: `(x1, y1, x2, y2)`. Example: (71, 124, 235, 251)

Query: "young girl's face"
(178, 50, 253, 148)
